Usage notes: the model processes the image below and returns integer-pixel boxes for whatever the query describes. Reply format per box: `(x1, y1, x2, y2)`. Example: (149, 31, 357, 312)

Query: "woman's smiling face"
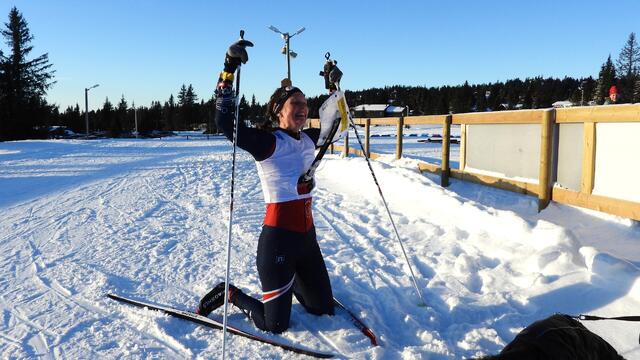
(277, 92, 308, 132)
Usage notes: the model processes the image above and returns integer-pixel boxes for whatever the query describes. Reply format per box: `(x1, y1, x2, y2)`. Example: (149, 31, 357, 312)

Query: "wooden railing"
(552, 105, 640, 221)
(451, 109, 554, 210)
(308, 104, 640, 221)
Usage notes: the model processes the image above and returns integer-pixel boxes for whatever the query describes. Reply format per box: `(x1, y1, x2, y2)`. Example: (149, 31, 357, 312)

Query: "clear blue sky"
(2, 0, 639, 110)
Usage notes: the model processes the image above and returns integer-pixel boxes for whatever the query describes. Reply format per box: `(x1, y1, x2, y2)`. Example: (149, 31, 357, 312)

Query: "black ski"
(107, 293, 335, 359)
(333, 297, 378, 346)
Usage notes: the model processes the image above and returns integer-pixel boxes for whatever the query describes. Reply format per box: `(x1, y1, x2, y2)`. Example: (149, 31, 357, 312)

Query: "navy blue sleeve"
(302, 128, 321, 148)
(215, 96, 275, 161)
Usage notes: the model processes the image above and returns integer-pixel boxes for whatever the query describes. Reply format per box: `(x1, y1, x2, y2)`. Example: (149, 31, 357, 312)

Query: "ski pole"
(347, 112, 428, 308)
(322, 51, 427, 307)
(221, 29, 245, 360)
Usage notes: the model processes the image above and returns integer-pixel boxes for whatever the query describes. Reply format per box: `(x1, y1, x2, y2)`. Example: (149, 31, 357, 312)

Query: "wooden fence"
(552, 105, 640, 220)
(308, 104, 640, 221)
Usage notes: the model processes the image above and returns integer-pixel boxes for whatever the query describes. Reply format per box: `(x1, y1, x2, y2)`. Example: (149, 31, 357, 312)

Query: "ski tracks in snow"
(0, 139, 235, 358)
(313, 175, 450, 358)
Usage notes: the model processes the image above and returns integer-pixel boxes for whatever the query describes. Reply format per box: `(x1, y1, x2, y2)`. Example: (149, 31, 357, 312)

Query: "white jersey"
(256, 130, 316, 204)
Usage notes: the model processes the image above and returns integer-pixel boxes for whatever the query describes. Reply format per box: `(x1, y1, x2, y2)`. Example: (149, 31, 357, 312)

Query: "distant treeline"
(2, 5, 640, 140)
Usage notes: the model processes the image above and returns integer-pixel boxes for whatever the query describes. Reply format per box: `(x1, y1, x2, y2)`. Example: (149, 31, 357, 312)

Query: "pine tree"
(0, 47, 4, 115)
(616, 33, 640, 78)
(593, 56, 617, 105)
(162, 94, 177, 131)
(239, 94, 249, 124)
(249, 94, 258, 122)
(99, 97, 115, 135)
(633, 79, 640, 103)
(114, 95, 127, 136)
(186, 84, 197, 104)
(177, 84, 200, 129)
(474, 88, 488, 112)
(0, 6, 55, 140)
(148, 101, 162, 131)
(614, 33, 640, 103)
(177, 84, 187, 106)
(60, 103, 82, 132)
(180, 84, 198, 129)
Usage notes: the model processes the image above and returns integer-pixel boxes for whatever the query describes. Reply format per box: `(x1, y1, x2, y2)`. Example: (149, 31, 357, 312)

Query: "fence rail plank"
(404, 115, 448, 125)
(452, 110, 544, 124)
(553, 187, 640, 221)
(332, 144, 380, 159)
(418, 162, 440, 174)
(556, 104, 640, 123)
(352, 117, 401, 126)
(450, 169, 539, 196)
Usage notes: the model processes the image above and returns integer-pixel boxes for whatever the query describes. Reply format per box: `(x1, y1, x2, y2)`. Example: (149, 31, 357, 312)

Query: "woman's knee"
(264, 318, 289, 333)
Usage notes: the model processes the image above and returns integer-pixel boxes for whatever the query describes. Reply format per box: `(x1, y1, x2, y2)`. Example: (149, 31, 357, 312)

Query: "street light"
(579, 80, 587, 106)
(268, 25, 306, 81)
(133, 102, 138, 137)
(85, 84, 99, 136)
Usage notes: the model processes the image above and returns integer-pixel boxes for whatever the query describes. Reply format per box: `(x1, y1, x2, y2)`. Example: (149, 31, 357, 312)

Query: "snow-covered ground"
(1, 135, 639, 359)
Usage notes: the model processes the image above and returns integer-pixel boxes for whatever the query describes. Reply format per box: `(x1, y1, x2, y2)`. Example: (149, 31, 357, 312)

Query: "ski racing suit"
(215, 93, 334, 333)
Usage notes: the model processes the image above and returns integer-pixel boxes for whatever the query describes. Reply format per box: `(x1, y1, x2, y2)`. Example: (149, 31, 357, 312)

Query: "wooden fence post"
(459, 123, 467, 171)
(581, 122, 596, 195)
(365, 118, 371, 158)
(396, 117, 404, 159)
(538, 109, 555, 211)
(343, 132, 349, 158)
(441, 115, 452, 187)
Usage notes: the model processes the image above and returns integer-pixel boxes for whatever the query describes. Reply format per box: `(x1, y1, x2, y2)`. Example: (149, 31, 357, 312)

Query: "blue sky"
(2, 0, 639, 110)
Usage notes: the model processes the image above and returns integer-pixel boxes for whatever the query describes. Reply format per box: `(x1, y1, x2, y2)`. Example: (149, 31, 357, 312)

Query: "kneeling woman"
(197, 40, 334, 333)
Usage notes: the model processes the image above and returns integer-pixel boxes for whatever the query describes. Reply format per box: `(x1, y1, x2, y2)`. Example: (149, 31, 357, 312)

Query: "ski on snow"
(333, 297, 378, 346)
(106, 293, 335, 358)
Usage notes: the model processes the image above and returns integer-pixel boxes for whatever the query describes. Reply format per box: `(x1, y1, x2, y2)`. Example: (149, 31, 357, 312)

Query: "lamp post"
(133, 102, 138, 137)
(84, 84, 99, 136)
(268, 25, 306, 81)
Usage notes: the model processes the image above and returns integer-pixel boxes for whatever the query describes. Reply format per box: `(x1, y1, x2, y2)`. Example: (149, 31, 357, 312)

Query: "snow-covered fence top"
(308, 104, 640, 221)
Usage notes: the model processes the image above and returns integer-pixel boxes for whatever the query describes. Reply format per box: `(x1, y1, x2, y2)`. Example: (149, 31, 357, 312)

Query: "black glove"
(320, 59, 342, 91)
(217, 36, 253, 98)
(296, 175, 315, 195)
(223, 39, 254, 74)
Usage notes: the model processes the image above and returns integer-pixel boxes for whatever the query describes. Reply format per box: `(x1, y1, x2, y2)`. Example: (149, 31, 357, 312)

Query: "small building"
(352, 104, 407, 118)
(385, 105, 406, 116)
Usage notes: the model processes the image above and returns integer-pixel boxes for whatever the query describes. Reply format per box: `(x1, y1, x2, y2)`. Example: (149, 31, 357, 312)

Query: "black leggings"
(232, 225, 334, 333)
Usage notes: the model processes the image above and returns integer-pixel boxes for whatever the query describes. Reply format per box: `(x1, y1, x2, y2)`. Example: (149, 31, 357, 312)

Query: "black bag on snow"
(478, 314, 624, 360)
